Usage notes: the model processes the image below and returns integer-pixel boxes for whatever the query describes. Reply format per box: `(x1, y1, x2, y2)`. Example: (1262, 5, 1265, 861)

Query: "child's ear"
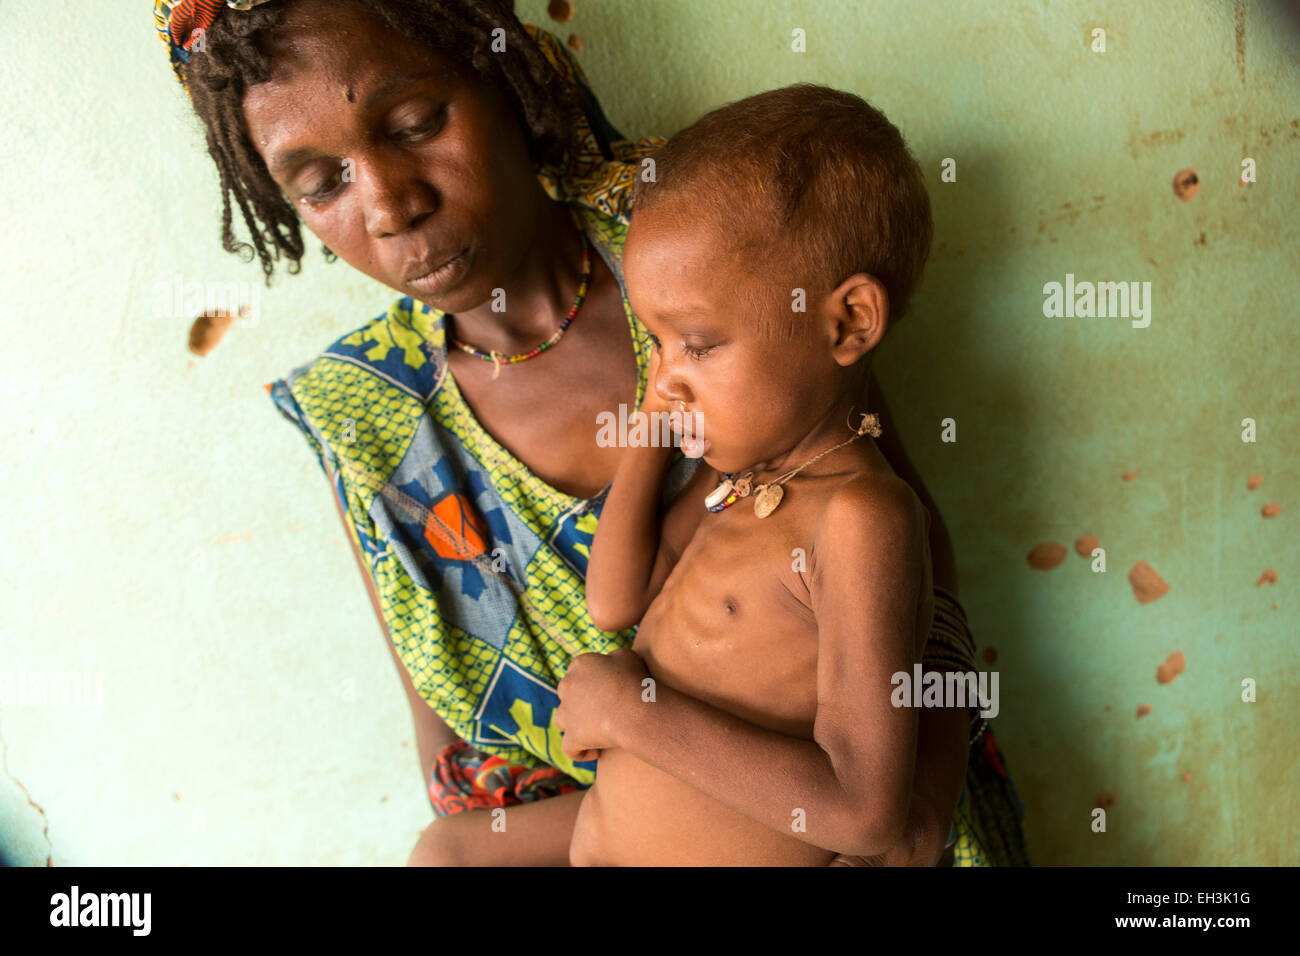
(828, 273, 889, 366)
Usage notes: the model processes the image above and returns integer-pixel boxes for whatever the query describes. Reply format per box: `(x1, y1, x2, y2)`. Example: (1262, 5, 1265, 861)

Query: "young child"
(555, 84, 936, 865)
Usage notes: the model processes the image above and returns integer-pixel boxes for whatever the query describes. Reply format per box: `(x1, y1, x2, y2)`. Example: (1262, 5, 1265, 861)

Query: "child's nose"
(654, 367, 693, 406)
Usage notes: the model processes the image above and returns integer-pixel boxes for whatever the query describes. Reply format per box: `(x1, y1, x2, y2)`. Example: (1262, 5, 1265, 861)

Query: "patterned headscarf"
(152, 0, 658, 220)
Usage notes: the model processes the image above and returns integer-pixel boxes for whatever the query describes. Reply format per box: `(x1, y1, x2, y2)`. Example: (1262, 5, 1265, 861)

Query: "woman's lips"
(406, 248, 469, 295)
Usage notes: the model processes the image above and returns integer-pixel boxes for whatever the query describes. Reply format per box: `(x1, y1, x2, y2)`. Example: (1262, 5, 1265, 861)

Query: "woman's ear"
(827, 273, 889, 366)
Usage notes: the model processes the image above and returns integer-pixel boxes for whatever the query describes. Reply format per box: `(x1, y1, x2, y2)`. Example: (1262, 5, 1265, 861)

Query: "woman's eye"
(396, 107, 448, 143)
(302, 171, 344, 203)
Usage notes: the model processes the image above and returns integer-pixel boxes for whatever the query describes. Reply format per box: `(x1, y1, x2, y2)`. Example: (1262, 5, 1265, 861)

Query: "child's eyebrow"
(657, 305, 712, 319)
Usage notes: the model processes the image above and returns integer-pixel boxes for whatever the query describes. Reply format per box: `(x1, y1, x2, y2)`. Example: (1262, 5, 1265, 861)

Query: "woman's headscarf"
(152, 0, 659, 221)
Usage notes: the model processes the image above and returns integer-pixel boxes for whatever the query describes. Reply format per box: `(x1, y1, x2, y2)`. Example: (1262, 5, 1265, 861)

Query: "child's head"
(624, 84, 932, 473)
(171, 0, 583, 306)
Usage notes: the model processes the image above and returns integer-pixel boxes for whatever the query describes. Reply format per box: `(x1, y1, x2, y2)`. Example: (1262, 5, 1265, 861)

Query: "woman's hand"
(555, 648, 650, 762)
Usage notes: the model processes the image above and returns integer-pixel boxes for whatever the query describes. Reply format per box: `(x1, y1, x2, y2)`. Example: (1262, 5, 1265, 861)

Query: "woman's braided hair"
(183, 0, 582, 283)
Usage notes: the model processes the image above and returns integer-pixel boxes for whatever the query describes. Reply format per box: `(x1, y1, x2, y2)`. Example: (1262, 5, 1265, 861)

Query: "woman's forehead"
(258, 1, 464, 90)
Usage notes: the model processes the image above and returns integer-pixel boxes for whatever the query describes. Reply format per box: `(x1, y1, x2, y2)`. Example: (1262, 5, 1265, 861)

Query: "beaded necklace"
(447, 206, 592, 380)
(705, 411, 884, 517)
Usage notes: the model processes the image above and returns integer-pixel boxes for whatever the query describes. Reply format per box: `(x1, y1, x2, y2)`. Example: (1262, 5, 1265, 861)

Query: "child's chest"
(632, 501, 825, 738)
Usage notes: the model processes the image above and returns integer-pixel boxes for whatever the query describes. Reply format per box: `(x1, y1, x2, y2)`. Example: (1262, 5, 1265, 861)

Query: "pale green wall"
(0, 0, 1295, 865)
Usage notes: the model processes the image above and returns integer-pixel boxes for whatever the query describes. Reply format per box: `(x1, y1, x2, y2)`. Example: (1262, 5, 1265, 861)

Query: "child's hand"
(555, 649, 650, 762)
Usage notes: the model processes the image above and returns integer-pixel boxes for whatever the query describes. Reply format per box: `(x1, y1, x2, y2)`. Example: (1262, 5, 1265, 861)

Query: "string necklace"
(447, 206, 591, 380)
(705, 410, 884, 518)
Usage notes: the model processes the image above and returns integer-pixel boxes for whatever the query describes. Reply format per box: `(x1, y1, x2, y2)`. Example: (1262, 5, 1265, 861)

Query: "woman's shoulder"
(268, 296, 449, 436)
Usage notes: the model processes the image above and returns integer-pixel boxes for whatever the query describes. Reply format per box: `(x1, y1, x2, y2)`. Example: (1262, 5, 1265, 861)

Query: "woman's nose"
(359, 156, 439, 238)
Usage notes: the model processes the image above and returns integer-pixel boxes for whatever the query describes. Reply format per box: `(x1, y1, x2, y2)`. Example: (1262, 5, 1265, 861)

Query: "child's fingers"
(561, 736, 599, 762)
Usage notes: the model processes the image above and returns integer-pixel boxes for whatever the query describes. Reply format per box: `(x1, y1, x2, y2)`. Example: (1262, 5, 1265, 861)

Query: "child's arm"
(585, 367, 716, 630)
(562, 476, 931, 857)
(585, 440, 679, 631)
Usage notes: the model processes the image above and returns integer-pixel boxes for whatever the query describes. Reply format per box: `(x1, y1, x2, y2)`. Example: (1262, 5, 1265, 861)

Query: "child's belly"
(572, 747, 836, 866)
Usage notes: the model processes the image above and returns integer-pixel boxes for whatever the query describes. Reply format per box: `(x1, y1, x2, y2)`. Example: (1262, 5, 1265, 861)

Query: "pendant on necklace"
(704, 477, 737, 513)
(753, 483, 784, 518)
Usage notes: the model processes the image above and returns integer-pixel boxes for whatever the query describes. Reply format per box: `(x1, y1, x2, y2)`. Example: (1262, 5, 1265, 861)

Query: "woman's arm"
(326, 460, 456, 782)
(408, 792, 584, 866)
(330, 462, 587, 865)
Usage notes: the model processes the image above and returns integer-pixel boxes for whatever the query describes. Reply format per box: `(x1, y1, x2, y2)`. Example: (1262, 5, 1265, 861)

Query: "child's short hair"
(631, 84, 933, 332)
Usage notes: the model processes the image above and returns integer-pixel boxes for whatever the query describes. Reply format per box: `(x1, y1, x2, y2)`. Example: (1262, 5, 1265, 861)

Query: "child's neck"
(745, 382, 871, 484)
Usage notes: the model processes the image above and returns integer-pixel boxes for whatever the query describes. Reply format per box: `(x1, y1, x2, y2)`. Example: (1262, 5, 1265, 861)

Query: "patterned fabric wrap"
(951, 729, 1031, 866)
(429, 740, 583, 816)
(243, 20, 1025, 862)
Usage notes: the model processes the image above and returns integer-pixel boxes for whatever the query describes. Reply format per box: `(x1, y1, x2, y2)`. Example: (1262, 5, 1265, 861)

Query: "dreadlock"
(182, 0, 583, 284)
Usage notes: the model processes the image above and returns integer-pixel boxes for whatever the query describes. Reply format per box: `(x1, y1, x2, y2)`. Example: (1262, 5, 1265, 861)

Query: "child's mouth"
(680, 435, 710, 459)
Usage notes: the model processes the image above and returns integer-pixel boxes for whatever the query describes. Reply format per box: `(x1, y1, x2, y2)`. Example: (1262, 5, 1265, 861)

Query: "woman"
(155, 0, 1027, 865)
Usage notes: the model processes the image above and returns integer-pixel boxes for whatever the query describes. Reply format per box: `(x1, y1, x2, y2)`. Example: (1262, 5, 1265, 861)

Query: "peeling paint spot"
(1156, 650, 1186, 684)
(1173, 168, 1200, 202)
(1095, 792, 1117, 809)
(188, 307, 245, 357)
(1247, 474, 1263, 490)
(1136, 704, 1153, 719)
(1027, 542, 1067, 570)
(547, 0, 574, 23)
(1074, 533, 1099, 557)
(1129, 561, 1170, 603)
(1261, 502, 1282, 518)
(1256, 568, 1278, 586)
(1123, 470, 1139, 481)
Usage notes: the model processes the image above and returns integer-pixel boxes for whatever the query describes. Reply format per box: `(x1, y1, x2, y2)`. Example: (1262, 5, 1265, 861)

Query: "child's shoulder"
(815, 469, 929, 555)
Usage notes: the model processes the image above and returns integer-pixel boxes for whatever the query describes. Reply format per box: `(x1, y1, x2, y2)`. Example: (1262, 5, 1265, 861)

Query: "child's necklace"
(447, 206, 591, 381)
(705, 411, 884, 518)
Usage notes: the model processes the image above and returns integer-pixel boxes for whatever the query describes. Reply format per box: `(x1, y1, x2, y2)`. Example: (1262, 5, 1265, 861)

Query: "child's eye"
(685, 345, 715, 361)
